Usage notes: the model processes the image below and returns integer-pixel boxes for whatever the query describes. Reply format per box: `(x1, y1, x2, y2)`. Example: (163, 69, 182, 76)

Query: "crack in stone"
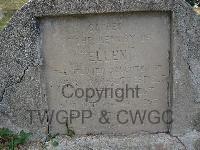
(0, 66, 29, 102)
(187, 62, 194, 74)
(119, 131, 188, 149)
(168, 134, 187, 150)
(142, 131, 187, 149)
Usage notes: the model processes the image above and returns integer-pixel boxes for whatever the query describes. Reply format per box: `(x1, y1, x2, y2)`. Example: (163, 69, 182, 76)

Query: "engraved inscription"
(41, 12, 171, 135)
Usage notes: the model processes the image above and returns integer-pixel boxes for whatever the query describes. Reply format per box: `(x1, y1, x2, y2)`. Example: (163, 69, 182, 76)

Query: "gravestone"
(0, 0, 200, 149)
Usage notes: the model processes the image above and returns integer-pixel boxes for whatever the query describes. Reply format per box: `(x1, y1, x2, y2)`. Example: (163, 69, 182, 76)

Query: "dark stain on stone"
(193, 112, 200, 132)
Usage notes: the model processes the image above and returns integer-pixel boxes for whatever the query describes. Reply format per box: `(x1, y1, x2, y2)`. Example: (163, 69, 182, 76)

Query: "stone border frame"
(0, 0, 199, 140)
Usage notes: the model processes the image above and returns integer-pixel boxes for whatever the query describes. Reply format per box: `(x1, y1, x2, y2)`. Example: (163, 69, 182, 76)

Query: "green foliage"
(0, 0, 27, 11)
(0, 0, 28, 31)
(51, 140, 59, 147)
(46, 133, 59, 142)
(0, 128, 14, 137)
(46, 134, 59, 148)
(66, 128, 75, 138)
(185, 0, 200, 7)
(0, 11, 15, 31)
(0, 128, 32, 150)
(65, 122, 75, 138)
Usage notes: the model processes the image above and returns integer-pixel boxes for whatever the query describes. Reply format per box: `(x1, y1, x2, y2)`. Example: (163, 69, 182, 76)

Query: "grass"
(0, 0, 27, 11)
(0, 0, 27, 31)
(0, 10, 15, 31)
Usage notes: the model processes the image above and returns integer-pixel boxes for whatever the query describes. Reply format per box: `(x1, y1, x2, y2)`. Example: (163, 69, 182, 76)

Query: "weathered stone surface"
(41, 12, 170, 135)
(194, 139, 200, 150)
(180, 130, 200, 150)
(0, 0, 199, 148)
(21, 133, 186, 150)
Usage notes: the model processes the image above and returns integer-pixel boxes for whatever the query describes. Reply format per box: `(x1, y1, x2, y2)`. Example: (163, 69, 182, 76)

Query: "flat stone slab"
(41, 12, 171, 135)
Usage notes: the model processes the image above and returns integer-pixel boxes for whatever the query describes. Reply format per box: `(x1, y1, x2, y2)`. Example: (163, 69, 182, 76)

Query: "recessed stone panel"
(41, 12, 171, 135)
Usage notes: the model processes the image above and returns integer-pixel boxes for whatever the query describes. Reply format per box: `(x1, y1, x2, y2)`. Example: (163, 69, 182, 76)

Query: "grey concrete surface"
(41, 12, 170, 135)
(0, 0, 199, 149)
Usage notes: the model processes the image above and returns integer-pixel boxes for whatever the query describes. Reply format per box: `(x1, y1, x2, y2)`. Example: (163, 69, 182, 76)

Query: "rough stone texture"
(194, 138, 200, 150)
(0, 0, 199, 149)
(19, 133, 187, 150)
(180, 130, 200, 150)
